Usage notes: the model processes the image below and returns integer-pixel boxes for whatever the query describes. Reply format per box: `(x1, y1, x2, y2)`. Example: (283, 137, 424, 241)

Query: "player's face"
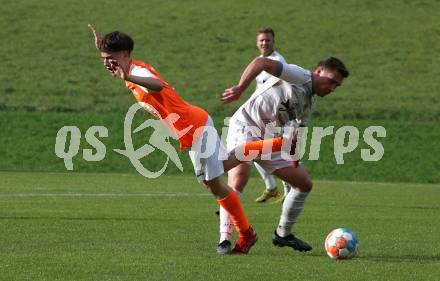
(256, 33, 274, 56)
(100, 51, 129, 72)
(314, 68, 344, 97)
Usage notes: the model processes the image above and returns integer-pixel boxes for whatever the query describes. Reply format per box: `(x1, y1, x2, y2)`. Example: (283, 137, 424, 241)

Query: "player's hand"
(108, 60, 127, 80)
(221, 85, 243, 104)
(290, 136, 298, 156)
(288, 126, 302, 161)
(88, 23, 101, 50)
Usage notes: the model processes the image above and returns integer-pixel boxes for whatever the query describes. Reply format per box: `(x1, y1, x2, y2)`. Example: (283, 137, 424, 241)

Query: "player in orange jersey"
(88, 24, 268, 254)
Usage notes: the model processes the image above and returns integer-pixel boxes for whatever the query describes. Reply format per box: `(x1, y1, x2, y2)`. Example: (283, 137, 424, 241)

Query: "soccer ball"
(325, 228, 359, 260)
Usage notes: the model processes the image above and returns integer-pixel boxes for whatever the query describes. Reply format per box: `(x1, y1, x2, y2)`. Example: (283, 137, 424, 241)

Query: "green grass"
(1, 0, 439, 183)
(1, 0, 440, 120)
(1, 1, 439, 280)
(0, 171, 439, 281)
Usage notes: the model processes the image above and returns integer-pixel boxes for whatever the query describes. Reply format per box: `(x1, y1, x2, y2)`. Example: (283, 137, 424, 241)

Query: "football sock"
(254, 162, 277, 190)
(277, 189, 309, 237)
(282, 181, 292, 196)
(265, 180, 277, 191)
(241, 137, 283, 156)
(217, 190, 250, 237)
(219, 190, 241, 242)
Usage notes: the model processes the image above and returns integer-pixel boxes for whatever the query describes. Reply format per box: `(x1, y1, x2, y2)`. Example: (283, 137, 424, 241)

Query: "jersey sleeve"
(272, 51, 286, 64)
(278, 63, 311, 85)
(130, 66, 157, 79)
(256, 54, 285, 86)
(128, 65, 159, 93)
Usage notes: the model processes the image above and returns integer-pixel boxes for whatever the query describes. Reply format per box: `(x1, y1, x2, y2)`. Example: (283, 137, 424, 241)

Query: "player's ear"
(314, 66, 324, 75)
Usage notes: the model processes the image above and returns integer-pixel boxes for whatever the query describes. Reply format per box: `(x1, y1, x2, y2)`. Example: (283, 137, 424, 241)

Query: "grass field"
(0, 171, 439, 281)
(0, 0, 440, 120)
(2, 0, 439, 120)
(1, 0, 439, 184)
(1, 1, 439, 280)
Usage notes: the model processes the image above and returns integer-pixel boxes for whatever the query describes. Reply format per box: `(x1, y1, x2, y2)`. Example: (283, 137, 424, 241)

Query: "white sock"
(277, 189, 309, 237)
(219, 190, 241, 243)
(264, 176, 277, 191)
(254, 162, 276, 191)
(282, 181, 292, 196)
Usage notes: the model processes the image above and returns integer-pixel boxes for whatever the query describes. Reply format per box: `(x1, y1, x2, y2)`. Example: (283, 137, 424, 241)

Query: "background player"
(253, 27, 291, 204)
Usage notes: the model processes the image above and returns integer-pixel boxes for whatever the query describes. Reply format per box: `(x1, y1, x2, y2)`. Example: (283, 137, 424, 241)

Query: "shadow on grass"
(259, 250, 440, 263)
(358, 254, 440, 262)
(0, 216, 168, 222)
(313, 203, 440, 211)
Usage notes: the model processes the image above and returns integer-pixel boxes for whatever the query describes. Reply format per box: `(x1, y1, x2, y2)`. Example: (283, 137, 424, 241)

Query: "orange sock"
(217, 191, 250, 236)
(242, 137, 283, 156)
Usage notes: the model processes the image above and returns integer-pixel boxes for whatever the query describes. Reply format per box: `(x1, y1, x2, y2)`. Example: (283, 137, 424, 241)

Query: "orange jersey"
(125, 59, 208, 149)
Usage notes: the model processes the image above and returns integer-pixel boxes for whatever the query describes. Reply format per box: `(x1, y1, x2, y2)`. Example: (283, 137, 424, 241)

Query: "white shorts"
(226, 118, 294, 174)
(189, 116, 227, 183)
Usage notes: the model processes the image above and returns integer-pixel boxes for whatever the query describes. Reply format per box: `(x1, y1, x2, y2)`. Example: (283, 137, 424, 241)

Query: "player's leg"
(203, 176, 248, 228)
(275, 180, 292, 203)
(222, 137, 284, 171)
(282, 181, 292, 196)
(218, 163, 251, 254)
(216, 118, 291, 253)
(204, 176, 257, 255)
(254, 162, 280, 203)
(217, 119, 266, 254)
(189, 116, 257, 254)
(271, 164, 312, 251)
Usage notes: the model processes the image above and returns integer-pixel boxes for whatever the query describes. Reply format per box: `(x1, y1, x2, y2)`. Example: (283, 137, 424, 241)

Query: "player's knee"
(227, 165, 250, 192)
(298, 179, 313, 192)
(229, 177, 248, 192)
(203, 177, 230, 199)
(203, 176, 221, 189)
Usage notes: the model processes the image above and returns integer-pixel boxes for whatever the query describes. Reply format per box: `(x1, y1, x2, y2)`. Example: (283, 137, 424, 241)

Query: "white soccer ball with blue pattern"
(325, 228, 359, 260)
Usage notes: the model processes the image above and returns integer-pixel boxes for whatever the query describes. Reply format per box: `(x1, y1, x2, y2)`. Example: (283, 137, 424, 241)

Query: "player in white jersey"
(218, 55, 349, 254)
(253, 27, 291, 204)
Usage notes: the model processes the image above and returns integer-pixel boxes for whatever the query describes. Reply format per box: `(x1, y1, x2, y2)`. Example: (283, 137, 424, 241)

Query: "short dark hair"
(317, 57, 349, 78)
(257, 27, 275, 39)
(99, 31, 134, 54)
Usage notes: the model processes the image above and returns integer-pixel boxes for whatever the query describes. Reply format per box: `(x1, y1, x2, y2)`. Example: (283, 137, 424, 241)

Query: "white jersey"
(231, 63, 315, 137)
(255, 50, 286, 87)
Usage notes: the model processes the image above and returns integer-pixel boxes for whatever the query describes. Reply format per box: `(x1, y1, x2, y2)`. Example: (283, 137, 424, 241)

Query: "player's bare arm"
(109, 60, 163, 91)
(88, 24, 101, 50)
(221, 57, 279, 104)
(127, 75, 163, 92)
